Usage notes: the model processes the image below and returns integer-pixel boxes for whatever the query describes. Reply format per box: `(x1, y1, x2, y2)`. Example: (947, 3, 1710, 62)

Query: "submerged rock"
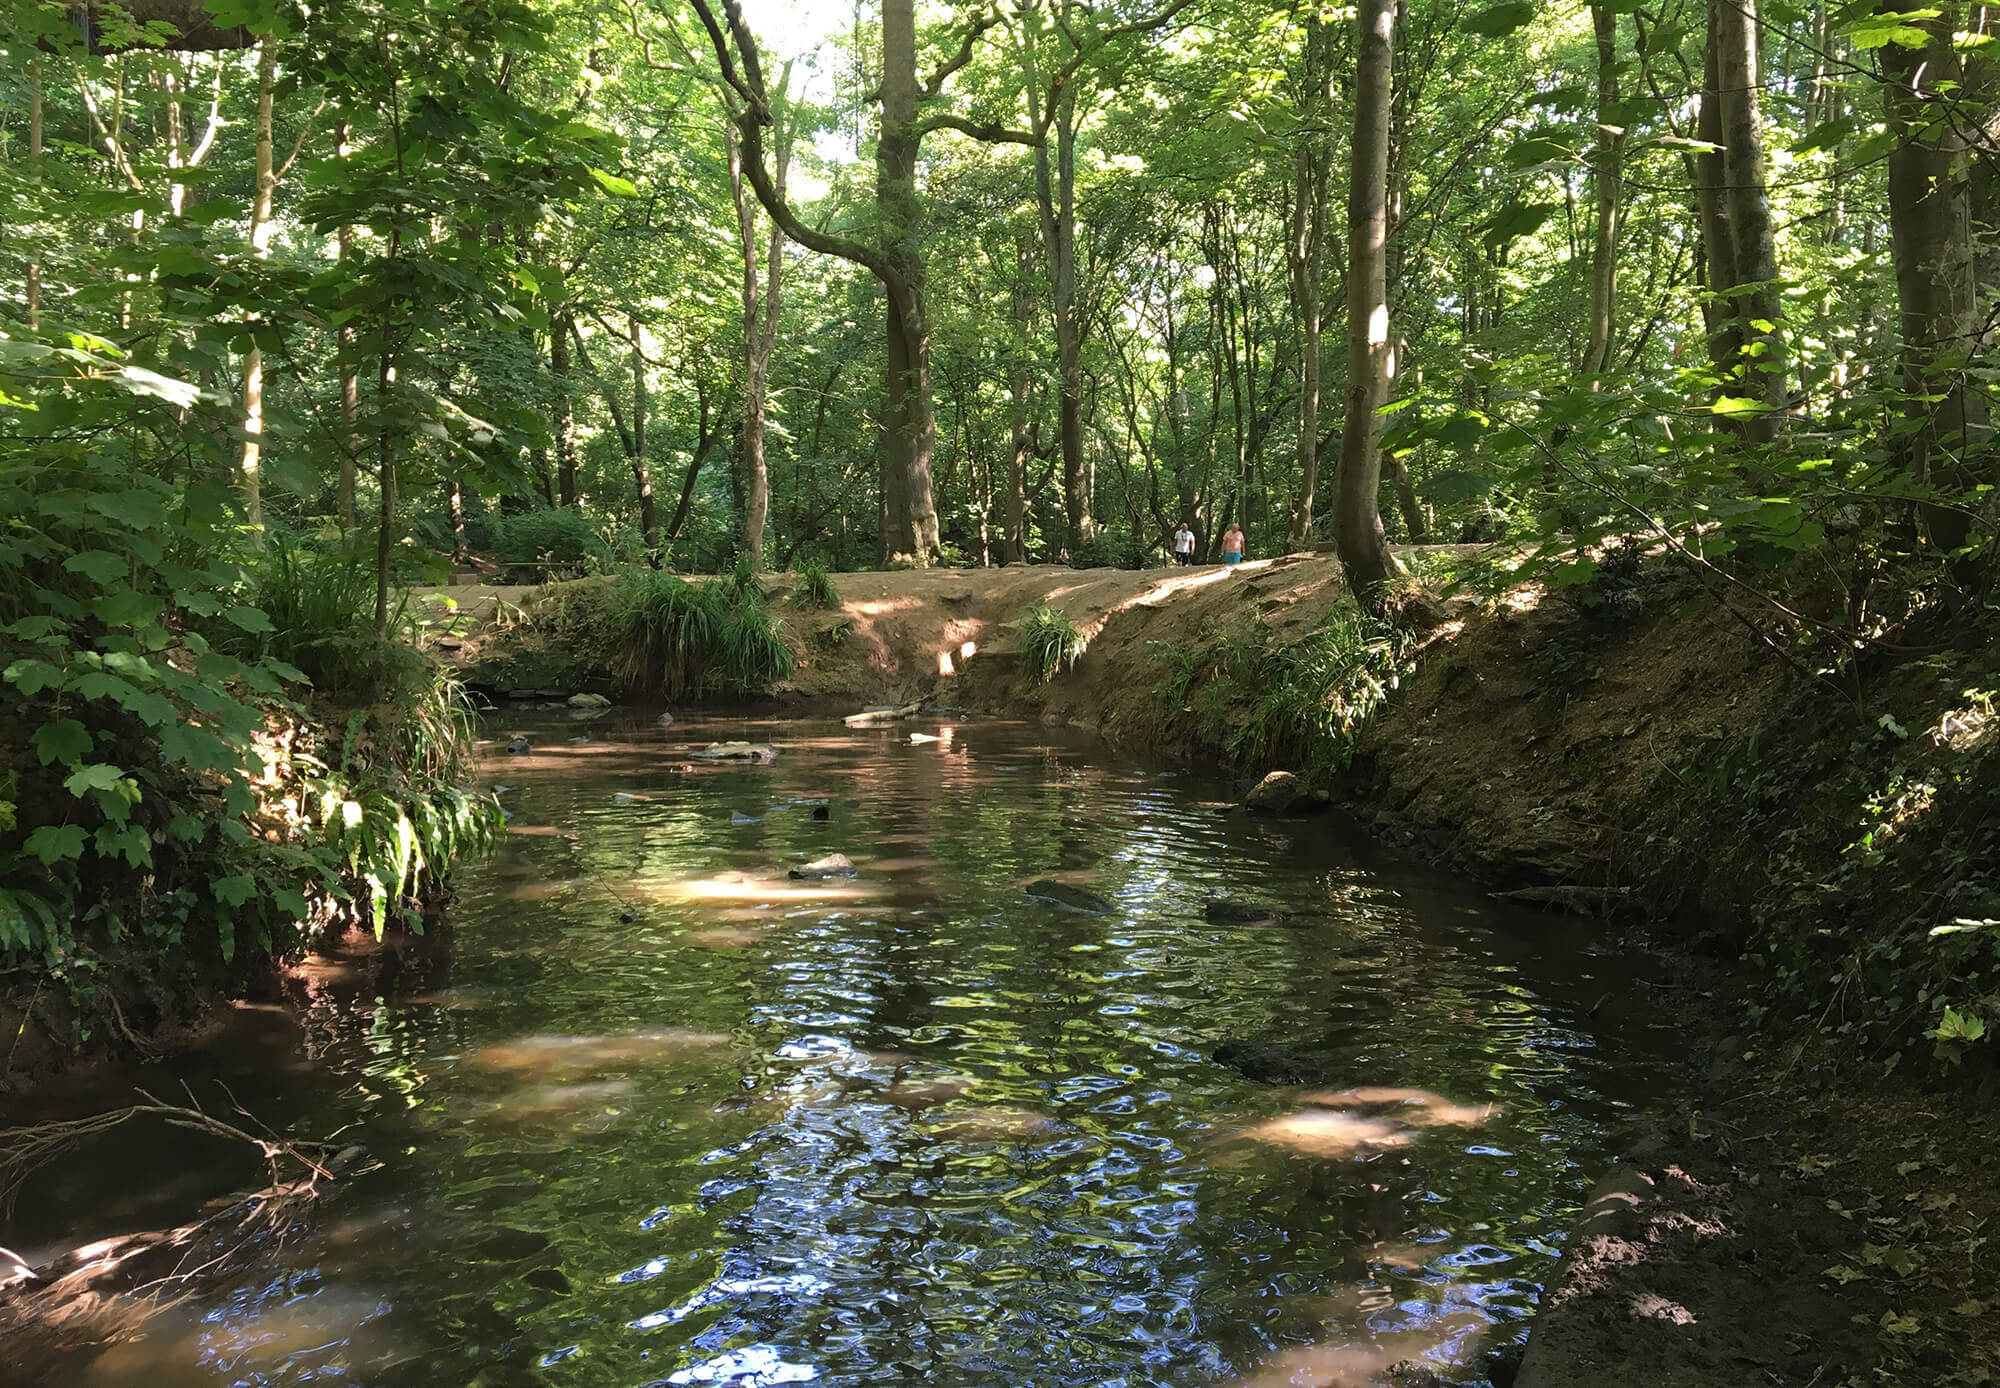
(811, 805, 830, 822)
(1213, 1038, 1329, 1085)
(789, 853, 858, 880)
(1244, 771, 1302, 813)
(1024, 879, 1115, 914)
(843, 702, 922, 728)
(506, 736, 531, 755)
(691, 741, 779, 762)
(730, 811, 762, 825)
(567, 692, 612, 708)
(1204, 898, 1292, 926)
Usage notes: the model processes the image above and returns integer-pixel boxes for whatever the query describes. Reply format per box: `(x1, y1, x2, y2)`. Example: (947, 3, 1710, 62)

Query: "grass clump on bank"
(793, 562, 842, 610)
(613, 569, 797, 700)
(1148, 608, 1412, 773)
(1022, 605, 1088, 683)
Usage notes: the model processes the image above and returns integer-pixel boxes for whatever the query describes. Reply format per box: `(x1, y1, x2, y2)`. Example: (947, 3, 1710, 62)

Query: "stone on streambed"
(789, 853, 858, 880)
(567, 692, 612, 708)
(1204, 898, 1292, 926)
(506, 736, 531, 755)
(1024, 880, 1115, 914)
(1213, 1038, 1329, 1086)
(690, 741, 779, 762)
(1243, 771, 1302, 814)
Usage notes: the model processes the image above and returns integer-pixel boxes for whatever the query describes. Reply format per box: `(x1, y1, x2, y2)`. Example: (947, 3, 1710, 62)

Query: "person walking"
(1221, 524, 1245, 565)
(1173, 522, 1196, 566)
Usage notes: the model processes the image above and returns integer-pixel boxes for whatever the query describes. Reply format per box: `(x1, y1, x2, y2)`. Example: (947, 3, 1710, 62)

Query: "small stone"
(730, 811, 762, 825)
(1205, 898, 1292, 926)
(657, 711, 675, 727)
(691, 741, 780, 762)
(811, 805, 830, 822)
(1244, 771, 1302, 814)
(1024, 880, 1115, 914)
(568, 692, 612, 708)
(790, 853, 857, 880)
(506, 736, 531, 755)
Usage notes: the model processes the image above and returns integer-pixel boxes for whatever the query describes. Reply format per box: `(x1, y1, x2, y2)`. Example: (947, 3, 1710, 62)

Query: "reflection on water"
(8, 712, 1675, 1387)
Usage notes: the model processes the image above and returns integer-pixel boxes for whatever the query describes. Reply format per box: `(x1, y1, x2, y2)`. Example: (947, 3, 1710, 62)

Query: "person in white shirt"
(1173, 522, 1196, 566)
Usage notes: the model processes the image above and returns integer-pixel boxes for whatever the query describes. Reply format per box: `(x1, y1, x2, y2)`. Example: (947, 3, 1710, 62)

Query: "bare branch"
(924, 11, 1004, 97)
(916, 112, 1040, 145)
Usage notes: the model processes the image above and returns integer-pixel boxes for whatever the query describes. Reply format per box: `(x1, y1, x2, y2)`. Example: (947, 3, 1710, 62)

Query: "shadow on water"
(3, 711, 1679, 1387)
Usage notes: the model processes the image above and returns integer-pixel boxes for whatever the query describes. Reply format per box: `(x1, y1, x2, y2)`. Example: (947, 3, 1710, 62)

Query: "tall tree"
(1581, 5, 1623, 378)
(1335, 0, 1403, 609)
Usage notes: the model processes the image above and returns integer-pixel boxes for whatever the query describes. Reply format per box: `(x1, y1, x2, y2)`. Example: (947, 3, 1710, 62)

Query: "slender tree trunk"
(1007, 237, 1034, 564)
(1583, 6, 1623, 377)
(550, 312, 578, 507)
(1695, 6, 1741, 373)
(1034, 86, 1090, 556)
(238, 40, 276, 537)
(1335, 0, 1403, 610)
(1287, 18, 1334, 548)
(630, 316, 658, 554)
(1883, 3, 1988, 552)
(728, 116, 789, 570)
(26, 59, 41, 330)
(876, 0, 940, 564)
(1713, 0, 1785, 437)
(336, 120, 358, 532)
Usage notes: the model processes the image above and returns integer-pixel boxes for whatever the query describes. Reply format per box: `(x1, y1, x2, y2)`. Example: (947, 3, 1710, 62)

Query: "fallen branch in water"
(0, 1089, 371, 1377)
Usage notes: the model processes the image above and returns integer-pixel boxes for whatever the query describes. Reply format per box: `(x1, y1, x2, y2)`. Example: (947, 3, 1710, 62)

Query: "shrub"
(1022, 605, 1088, 683)
(613, 571, 796, 700)
(1070, 532, 1156, 570)
(793, 561, 841, 610)
(488, 508, 621, 580)
(239, 537, 425, 706)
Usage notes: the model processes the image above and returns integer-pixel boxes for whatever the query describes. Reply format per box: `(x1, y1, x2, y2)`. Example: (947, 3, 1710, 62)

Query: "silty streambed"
(6, 712, 1676, 1387)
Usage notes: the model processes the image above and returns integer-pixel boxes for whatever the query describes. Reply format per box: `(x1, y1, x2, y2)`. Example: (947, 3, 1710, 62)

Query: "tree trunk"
(876, 0, 940, 564)
(1035, 86, 1090, 557)
(1695, 6, 1741, 373)
(1712, 0, 1785, 437)
(550, 312, 579, 507)
(728, 114, 789, 571)
(1335, 0, 1403, 611)
(1006, 237, 1034, 564)
(336, 120, 358, 532)
(630, 316, 658, 555)
(238, 39, 275, 537)
(26, 59, 41, 330)
(373, 337, 398, 638)
(1883, 3, 1988, 552)
(1287, 16, 1334, 548)
(1582, 6, 1623, 376)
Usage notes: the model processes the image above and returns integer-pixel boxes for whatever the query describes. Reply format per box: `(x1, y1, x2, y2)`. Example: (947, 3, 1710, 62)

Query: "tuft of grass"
(1146, 608, 1412, 772)
(793, 561, 842, 610)
(613, 570, 796, 700)
(241, 536, 422, 705)
(1022, 604, 1088, 684)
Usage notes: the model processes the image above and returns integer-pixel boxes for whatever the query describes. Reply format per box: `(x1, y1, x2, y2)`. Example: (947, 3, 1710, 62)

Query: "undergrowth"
(1022, 605, 1087, 683)
(1148, 608, 1413, 773)
(613, 569, 797, 700)
(793, 562, 842, 610)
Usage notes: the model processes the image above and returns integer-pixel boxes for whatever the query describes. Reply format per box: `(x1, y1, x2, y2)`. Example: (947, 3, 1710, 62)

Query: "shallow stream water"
(7, 712, 1675, 1387)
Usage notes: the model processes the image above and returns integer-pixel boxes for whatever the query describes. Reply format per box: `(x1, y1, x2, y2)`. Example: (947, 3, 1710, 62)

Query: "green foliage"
(612, 571, 796, 700)
(238, 537, 426, 705)
(488, 509, 628, 580)
(1022, 605, 1088, 683)
(1148, 610, 1413, 773)
(1070, 532, 1158, 571)
(793, 562, 842, 610)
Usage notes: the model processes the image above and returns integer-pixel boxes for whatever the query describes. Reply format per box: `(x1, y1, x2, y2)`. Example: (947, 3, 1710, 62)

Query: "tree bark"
(1034, 81, 1090, 557)
(630, 316, 658, 555)
(1883, 2, 1989, 552)
(1695, 5, 1741, 373)
(238, 39, 275, 537)
(26, 59, 41, 330)
(1582, 6, 1623, 377)
(1712, 0, 1785, 437)
(1335, 0, 1403, 611)
(727, 110, 789, 571)
(550, 311, 579, 507)
(876, 0, 941, 564)
(1287, 16, 1335, 548)
(336, 119, 358, 532)
(1006, 235, 1035, 564)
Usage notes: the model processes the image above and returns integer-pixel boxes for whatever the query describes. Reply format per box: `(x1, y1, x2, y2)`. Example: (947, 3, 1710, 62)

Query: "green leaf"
(24, 824, 88, 866)
(587, 167, 639, 197)
(222, 606, 275, 633)
(89, 490, 171, 531)
(1465, 2, 1535, 36)
(63, 763, 127, 795)
(64, 550, 129, 586)
(1845, 9, 1940, 49)
(32, 719, 93, 767)
(93, 590, 167, 628)
(4, 659, 66, 696)
(211, 874, 258, 908)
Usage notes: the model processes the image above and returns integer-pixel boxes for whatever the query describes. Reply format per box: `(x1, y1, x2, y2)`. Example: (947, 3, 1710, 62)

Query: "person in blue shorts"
(1221, 524, 1245, 564)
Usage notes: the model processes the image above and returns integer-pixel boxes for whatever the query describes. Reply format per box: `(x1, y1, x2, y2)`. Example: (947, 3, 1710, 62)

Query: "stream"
(5, 712, 1676, 1387)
